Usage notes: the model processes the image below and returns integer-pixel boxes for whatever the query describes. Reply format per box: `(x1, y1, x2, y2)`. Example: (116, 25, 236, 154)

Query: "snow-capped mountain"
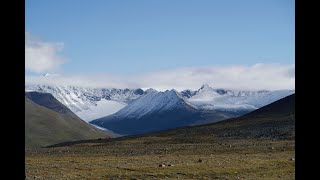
(25, 85, 146, 122)
(90, 89, 244, 135)
(186, 84, 295, 111)
(107, 89, 197, 119)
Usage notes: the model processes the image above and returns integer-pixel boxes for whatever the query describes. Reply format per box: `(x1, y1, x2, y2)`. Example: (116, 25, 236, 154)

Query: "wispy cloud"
(25, 32, 65, 73)
(26, 64, 295, 91)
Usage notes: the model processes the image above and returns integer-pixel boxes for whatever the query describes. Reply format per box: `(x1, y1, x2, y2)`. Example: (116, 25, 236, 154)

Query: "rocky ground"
(25, 137, 295, 180)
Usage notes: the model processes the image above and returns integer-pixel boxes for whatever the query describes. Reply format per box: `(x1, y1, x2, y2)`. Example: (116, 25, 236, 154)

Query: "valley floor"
(25, 138, 295, 180)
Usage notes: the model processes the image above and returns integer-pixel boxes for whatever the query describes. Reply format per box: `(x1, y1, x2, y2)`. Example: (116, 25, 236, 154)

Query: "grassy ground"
(25, 138, 295, 179)
(25, 95, 295, 179)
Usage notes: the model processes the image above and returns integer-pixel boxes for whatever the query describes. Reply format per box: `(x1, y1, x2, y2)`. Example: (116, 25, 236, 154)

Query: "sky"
(25, 0, 295, 90)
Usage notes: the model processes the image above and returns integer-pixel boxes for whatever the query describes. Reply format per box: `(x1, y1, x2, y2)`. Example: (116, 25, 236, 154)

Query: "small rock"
(168, 164, 174, 167)
(198, 159, 203, 163)
(291, 158, 295, 161)
(229, 145, 232, 148)
(159, 164, 165, 167)
(271, 147, 275, 150)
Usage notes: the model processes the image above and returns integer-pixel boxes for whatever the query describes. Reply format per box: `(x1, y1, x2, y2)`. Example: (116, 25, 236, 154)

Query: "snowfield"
(76, 99, 126, 122)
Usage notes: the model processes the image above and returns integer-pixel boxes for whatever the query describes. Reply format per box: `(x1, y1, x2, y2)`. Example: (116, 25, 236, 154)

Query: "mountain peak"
(163, 89, 185, 100)
(145, 88, 158, 94)
(200, 84, 212, 89)
(169, 89, 179, 94)
(198, 84, 215, 93)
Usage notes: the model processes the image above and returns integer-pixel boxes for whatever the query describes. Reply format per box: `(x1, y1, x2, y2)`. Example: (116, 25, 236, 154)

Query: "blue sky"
(26, 0, 294, 76)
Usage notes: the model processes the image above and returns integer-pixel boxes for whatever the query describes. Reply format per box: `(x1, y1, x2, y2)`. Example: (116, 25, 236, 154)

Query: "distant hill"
(25, 92, 112, 148)
(241, 93, 295, 118)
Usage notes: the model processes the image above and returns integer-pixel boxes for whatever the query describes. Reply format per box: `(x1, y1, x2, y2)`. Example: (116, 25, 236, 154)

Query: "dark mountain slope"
(241, 94, 294, 118)
(26, 91, 74, 115)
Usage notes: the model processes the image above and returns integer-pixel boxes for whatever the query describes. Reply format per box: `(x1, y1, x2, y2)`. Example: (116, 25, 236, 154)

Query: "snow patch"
(76, 99, 126, 122)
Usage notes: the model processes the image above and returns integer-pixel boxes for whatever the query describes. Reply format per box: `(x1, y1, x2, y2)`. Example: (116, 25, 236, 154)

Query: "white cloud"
(25, 32, 65, 73)
(25, 64, 295, 91)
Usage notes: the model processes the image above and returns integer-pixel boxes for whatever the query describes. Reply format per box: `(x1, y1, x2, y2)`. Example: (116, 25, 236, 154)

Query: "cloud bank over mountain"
(25, 63, 294, 91)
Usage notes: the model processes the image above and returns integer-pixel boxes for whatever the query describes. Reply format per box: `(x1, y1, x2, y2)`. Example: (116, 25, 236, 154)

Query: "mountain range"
(25, 84, 294, 122)
(49, 93, 295, 148)
(26, 84, 294, 136)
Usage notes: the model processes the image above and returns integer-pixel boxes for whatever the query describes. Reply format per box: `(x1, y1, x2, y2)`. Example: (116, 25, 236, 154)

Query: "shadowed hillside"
(25, 91, 76, 115)
(25, 93, 112, 148)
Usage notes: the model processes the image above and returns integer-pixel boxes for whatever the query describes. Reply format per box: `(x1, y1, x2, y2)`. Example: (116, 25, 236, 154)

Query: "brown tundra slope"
(25, 92, 111, 148)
